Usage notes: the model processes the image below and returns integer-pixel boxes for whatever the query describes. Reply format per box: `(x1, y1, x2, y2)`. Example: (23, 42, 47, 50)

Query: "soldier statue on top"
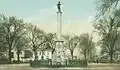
(57, 1, 62, 13)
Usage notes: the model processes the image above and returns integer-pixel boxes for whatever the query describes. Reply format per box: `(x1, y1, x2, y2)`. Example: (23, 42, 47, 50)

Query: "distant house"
(98, 51, 120, 63)
(114, 51, 120, 60)
(11, 42, 53, 62)
(36, 42, 53, 60)
(10, 35, 85, 62)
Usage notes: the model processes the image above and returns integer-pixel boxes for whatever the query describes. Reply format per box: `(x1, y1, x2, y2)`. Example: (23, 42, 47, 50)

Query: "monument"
(52, 0, 66, 65)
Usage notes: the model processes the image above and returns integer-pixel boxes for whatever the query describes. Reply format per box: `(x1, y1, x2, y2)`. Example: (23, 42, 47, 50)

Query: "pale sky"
(0, 0, 101, 54)
(0, 0, 96, 34)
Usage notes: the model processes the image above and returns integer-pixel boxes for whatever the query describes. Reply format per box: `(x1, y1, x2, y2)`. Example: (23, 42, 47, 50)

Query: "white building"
(11, 41, 83, 62)
(11, 42, 53, 62)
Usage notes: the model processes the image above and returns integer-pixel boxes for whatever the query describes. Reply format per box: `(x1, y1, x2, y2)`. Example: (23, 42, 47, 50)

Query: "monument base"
(52, 40, 66, 65)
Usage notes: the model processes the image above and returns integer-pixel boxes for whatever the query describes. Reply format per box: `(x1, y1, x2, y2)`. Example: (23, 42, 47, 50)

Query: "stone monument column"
(52, 0, 66, 65)
(57, 11, 62, 40)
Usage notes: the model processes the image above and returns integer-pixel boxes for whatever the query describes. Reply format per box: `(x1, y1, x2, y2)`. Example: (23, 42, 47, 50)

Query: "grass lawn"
(0, 63, 120, 70)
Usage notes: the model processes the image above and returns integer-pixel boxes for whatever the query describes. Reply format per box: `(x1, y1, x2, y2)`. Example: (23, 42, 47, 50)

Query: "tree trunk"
(84, 53, 88, 66)
(41, 50, 44, 60)
(110, 52, 113, 63)
(70, 51, 73, 60)
(85, 54, 87, 62)
(8, 48, 12, 63)
(34, 51, 38, 61)
(109, 45, 114, 63)
(33, 45, 38, 61)
(17, 51, 20, 63)
(52, 48, 55, 54)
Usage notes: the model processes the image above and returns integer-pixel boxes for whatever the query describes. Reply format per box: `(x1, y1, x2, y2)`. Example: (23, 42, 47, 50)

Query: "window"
(24, 50, 33, 58)
(39, 51, 41, 55)
(47, 52, 49, 55)
(46, 56, 49, 59)
(11, 52, 14, 58)
(42, 51, 45, 55)
(57, 55, 60, 58)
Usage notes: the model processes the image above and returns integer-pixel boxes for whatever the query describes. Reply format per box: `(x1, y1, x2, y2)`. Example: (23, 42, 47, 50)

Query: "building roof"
(43, 42, 53, 51)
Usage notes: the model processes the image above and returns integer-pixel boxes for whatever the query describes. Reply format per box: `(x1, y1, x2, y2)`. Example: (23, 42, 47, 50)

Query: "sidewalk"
(0, 64, 29, 67)
(0, 63, 120, 70)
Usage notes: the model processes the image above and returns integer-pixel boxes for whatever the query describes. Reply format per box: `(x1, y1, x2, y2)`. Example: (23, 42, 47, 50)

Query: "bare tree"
(96, 0, 120, 19)
(44, 33, 56, 54)
(0, 24, 7, 53)
(27, 24, 45, 61)
(63, 35, 79, 60)
(79, 33, 94, 65)
(94, 9, 120, 63)
(15, 35, 30, 62)
(0, 14, 27, 63)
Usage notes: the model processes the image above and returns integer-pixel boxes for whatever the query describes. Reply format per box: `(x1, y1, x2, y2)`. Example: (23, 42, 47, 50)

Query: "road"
(0, 63, 120, 70)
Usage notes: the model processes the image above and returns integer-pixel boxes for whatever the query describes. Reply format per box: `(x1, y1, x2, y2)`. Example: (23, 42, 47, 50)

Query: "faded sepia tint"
(0, 0, 120, 70)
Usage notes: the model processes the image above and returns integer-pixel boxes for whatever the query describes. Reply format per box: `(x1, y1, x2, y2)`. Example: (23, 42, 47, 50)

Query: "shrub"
(67, 60, 87, 67)
(30, 59, 87, 68)
(0, 56, 9, 64)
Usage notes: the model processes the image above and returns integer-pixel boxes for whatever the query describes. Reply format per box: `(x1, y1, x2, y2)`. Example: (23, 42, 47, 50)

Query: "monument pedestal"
(52, 40, 66, 65)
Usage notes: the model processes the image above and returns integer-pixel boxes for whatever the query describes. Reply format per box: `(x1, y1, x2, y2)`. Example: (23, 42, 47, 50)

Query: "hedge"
(30, 59, 87, 68)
